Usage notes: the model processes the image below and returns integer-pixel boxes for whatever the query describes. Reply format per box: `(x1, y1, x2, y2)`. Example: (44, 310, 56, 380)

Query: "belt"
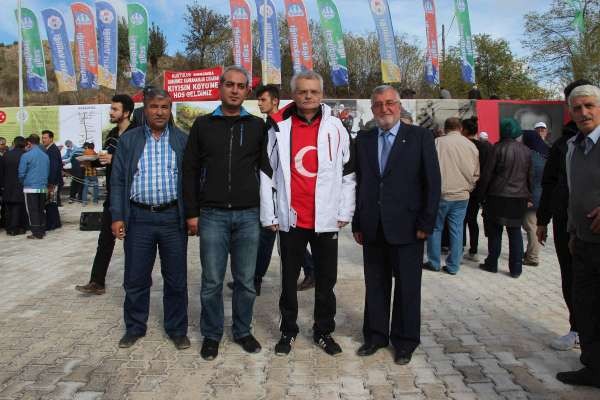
(131, 200, 178, 212)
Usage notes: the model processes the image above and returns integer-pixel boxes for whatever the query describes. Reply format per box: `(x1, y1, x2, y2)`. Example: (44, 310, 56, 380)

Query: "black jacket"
(480, 138, 532, 200)
(0, 148, 26, 203)
(470, 138, 493, 201)
(182, 107, 267, 217)
(46, 143, 63, 186)
(536, 122, 577, 225)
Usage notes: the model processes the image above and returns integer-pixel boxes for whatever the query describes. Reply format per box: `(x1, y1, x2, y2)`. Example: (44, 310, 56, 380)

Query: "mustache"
(577, 117, 593, 122)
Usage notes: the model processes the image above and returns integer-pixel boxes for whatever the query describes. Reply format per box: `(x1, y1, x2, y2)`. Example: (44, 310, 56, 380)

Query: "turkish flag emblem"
(0, 111, 6, 124)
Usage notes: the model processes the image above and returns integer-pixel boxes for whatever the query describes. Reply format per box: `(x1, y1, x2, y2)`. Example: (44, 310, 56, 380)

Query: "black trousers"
(5, 202, 28, 232)
(362, 226, 424, 352)
(89, 200, 116, 286)
(553, 216, 576, 332)
(572, 238, 600, 371)
(70, 175, 84, 200)
(463, 198, 480, 254)
(279, 227, 338, 336)
(24, 193, 46, 237)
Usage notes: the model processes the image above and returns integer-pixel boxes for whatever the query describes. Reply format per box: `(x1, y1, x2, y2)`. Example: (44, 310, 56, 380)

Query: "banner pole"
(17, 0, 24, 136)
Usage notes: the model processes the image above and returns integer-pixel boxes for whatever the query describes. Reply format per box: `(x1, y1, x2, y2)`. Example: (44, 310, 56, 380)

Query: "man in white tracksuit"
(260, 71, 356, 356)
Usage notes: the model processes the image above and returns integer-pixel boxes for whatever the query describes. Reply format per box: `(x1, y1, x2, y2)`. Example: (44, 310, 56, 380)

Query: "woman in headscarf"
(479, 118, 533, 278)
(521, 128, 550, 266)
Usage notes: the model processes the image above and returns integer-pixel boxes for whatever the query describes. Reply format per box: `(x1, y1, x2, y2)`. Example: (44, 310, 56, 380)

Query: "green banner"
(127, 3, 149, 88)
(17, 7, 48, 92)
(317, 0, 348, 87)
(567, 0, 585, 33)
(454, 0, 475, 84)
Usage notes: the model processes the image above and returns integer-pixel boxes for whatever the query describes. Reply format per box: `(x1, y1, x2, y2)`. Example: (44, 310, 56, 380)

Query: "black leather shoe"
(394, 349, 413, 365)
(201, 338, 219, 361)
(170, 335, 191, 350)
(357, 342, 387, 356)
(479, 263, 497, 273)
(556, 368, 600, 388)
(422, 261, 439, 272)
(118, 333, 144, 348)
(234, 334, 262, 353)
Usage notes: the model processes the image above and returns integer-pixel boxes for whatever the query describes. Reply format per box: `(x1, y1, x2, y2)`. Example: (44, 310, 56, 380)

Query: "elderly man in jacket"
(556, 84, 600, 388)
(260, 71, 356, 356)
(352, 85, 440, 365)
(110, 88, 190, 351)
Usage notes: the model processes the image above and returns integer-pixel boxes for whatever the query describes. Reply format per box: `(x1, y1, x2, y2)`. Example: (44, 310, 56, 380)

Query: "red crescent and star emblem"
(294, 145, 317, 178)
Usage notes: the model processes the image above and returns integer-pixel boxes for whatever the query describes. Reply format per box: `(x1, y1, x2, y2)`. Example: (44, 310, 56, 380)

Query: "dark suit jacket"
(352, 123, 441, 245)
(46, 143, 63, 186)
(0, 148, 26, 203)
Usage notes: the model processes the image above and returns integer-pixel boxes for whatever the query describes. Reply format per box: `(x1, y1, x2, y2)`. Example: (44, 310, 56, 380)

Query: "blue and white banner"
(41, 8, 76, 92)
(367, 0, 401, 83)
(95, 1, 118, 89)
(256, 0, 282, 84)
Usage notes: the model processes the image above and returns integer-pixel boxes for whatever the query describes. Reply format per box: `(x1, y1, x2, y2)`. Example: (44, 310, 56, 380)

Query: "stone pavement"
(1, 203, 599, 400)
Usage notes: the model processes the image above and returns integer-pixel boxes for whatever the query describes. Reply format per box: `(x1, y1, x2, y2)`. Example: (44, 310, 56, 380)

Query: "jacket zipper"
(228, 124, 234, 208)
(327, 133, 332, 161)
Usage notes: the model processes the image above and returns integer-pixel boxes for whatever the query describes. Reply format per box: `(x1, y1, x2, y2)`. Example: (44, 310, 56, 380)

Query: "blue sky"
(1, 0, 550, 58)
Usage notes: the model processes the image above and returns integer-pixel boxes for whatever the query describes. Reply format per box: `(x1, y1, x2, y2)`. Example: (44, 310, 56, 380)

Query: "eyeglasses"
(372, 100, 400, 110)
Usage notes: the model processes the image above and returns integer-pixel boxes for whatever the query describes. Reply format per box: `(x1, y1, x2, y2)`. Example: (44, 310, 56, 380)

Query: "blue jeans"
(123, 206, 188, 337)
(199, 207, 260, 341)
(427, 199, 469, 273)
(255, 228, 314, 281)
(82, 176, 99, 204)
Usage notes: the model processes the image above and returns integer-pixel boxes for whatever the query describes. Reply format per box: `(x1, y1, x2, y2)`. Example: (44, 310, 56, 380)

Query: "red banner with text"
(284, 0, 313, 73)
(163, 67, 222, 102)
(230, 0, 253, 77)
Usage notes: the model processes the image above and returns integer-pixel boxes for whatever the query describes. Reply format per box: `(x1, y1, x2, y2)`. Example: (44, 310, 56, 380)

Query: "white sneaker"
(551, 331, 579, 351)
(464, 253, 479, 262)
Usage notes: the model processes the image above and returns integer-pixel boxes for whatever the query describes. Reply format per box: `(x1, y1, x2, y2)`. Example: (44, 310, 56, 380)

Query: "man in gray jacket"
(556, 84, 600, 388)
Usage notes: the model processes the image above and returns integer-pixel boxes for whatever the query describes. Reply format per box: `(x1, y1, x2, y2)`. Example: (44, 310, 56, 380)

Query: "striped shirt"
(130, 125, 178, 205)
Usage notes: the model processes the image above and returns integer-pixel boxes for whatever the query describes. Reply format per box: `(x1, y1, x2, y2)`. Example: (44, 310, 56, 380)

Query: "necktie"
(380, 131, 392, 174)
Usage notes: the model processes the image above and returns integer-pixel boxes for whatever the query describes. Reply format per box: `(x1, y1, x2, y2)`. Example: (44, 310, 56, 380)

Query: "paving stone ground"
(1, 202, 599, 399)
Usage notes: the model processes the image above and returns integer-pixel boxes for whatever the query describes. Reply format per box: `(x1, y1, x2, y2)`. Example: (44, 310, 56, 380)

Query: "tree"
(182, 3, 231, 68)
(523, 0, 600, 87)
(474, 34, 549, 99)
(117, 18, 130, 90)
(148, 22, 167, 74)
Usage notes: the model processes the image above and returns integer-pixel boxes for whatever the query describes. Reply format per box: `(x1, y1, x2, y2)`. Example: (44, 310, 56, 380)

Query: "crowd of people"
(0, 69, 599, 389)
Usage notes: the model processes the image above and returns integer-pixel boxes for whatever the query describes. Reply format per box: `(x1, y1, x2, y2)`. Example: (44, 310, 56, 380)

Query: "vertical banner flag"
(256, 0, 281, 84)
(71, 2, 99, 89)
(41, 9, 76, 92)
(284, 0, 313, 73)
(317, 0, 348, 87)
(368, 0, 401, 83)
(17, 8, 48, 92)
(230, 0, 253, 78)
(454, 0, 475, 84)
(127, 3, 149, 88)
(422, 0, 440, 85)
(95, 1, 118, 89)
(567, 0, 585, 33)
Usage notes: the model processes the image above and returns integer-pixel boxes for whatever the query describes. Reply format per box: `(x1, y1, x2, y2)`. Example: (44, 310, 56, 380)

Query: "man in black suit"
(41, 130, 62, 230)
(352, 85, 441, 365)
